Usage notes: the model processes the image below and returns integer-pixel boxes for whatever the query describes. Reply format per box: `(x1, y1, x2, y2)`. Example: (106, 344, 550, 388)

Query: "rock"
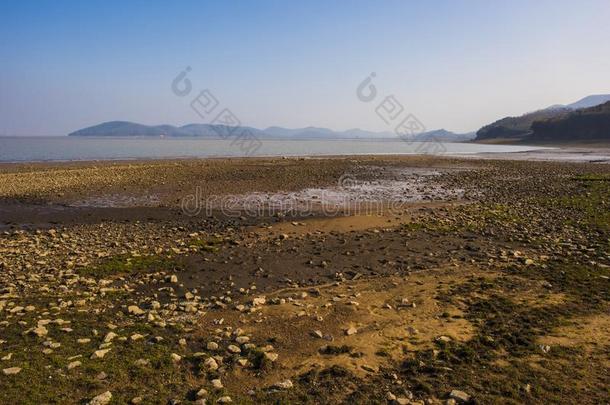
(203, 357, 218, 371)
(90, 349, 111, 359)
(206, 341, 219, 351)
(127, 305, 145, 315)
(272, 379, 293, 390)
(171, 353, 182, 362)
(29, 326, 48, 337)
(2, 367, 21, 375)
(311, 330, 324, 339)
(449, 390, 471, 403)
(211, 378, 223, 389)
(130, 333, 144, 341)
(345, 327, 358, 336)
(134, 359, 150, 367)
(251, 297, 266, 306)
(67, 360, 82, 370)
(227, 345, 241, 354)
(131, 397, 143, 404)
(168, 275, 178, 283)
(216, 397, 232, 403)
(235, 336, 249, 344)
(264, 352, 279, 362)
(88, 391, 112, 405)
(103, 332, 117, 343)
(196, 388, 208, 398)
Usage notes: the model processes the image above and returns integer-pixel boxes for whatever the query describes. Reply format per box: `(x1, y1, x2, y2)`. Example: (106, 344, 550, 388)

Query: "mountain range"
(69, 122, 475, 142)
(475, 94, 610, 141)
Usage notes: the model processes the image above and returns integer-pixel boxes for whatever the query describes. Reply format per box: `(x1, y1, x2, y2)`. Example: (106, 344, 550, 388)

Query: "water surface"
(0, 136, 547, 162)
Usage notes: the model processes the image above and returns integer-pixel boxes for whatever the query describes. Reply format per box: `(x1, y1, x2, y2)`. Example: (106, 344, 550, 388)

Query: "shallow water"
(0, 136, 547, 162)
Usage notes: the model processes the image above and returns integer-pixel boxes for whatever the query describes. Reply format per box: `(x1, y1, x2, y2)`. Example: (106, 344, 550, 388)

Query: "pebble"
(90, 349, 111, 359)
(449, 390, 471, 403)
(67, 361, 82, 370)
(127, 305, 145, 315)
(273, 379, 293, 390)
(88, 391, 112, 405)
(227, 345, 241, 354)
(2, 367, 21, 375)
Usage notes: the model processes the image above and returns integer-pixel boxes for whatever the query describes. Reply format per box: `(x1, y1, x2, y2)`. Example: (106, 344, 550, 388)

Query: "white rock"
(2, 367, 21, 375)
(88, 391, 112, 405)
(273, 379, 293, 390)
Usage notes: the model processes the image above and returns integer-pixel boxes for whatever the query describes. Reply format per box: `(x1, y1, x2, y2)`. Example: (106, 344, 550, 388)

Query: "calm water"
(0, 136, 546, 162)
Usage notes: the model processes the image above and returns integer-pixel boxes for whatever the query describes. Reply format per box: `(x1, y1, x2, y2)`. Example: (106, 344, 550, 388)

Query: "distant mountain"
(414, 129, 476, 142)
(531, 101, 610, 141)
(69, 121, 473, 142)
(566, 94, 610, 110)
(475, 94, 610, 142)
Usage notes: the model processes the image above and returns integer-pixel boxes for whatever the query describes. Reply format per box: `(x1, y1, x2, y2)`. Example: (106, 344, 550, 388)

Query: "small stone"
(103, 332, 118, 343)
(2, 367, 21, 375)
(264, 352, 279, 362)
(273, 379, 293, 390)
(88, 391, 112, 405)
(131, 397, 143, 404)
(29, 326, 48, 337)
(311, 330, 324, 339)
(207, 341, 219, 351)
(196, 388, 208, 398)
(449, 390, 471, 403)
(211, 378, 223, 389)
(251, 297, 266, 306)
(67, 361, 82, 370)
(134, 358, 150, 367)
(203, 357, 218, 371)
(227, 345, 241, 354)
(90, 349, 111, 359)
(127, 305, 145, 315)
(235, 336, 249, 344)
(130, 334, 144, 341)
(345, 327, 357, 336)
(171, 353, 182, 362)
(216, 397, 232, 403)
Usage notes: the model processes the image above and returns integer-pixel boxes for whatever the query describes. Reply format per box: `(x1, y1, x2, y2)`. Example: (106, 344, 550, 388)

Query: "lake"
(0, 136, 547, 162)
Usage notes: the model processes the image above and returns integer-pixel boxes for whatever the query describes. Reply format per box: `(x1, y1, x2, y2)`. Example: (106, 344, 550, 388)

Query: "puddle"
(205, 167, 464, 216)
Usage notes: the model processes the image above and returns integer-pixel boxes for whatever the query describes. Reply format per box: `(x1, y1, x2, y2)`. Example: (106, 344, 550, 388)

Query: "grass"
(77, 254, 181, 278)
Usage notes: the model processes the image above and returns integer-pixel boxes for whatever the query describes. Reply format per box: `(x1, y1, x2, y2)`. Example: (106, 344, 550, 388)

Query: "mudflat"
(0, 155, 608, 404)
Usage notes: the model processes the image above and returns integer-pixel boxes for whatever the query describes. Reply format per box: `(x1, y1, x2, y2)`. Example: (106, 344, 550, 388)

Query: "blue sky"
(1, 0, 610, 135)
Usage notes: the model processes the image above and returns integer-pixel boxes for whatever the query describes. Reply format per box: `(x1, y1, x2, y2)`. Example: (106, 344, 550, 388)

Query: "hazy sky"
(1, 0, 610, 136)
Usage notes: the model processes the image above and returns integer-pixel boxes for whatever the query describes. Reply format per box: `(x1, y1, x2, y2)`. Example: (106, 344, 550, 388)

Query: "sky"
(1, 0, 610, 136)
